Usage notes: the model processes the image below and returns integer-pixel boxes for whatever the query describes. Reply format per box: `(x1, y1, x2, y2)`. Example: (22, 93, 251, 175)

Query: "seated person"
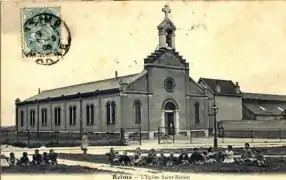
(202, 151, 208, 160)
(106, 148, 119, 165)
(205, 147, 217, 163)
(119, 151, 131, 166)
(146, 148, 157, 165)
(166, 152, 177, 166)
(43, 152, 50, 164)
(32, 149, 43, 165)
(241, 143, 255, 164)
(133, 147, 143, 166)
(189, 148, 204, 164)
(178, 150, 189, 164)
(155, 152, 167, 166)
(8, 152, 18, 166)
(214, 148, 225, 162)
(253, 150, 266, 167)
(18, 152, 30, 166)
(48, 149, 58, 165)
(0, 154, 10, 167)
(223, 145, 235, 163)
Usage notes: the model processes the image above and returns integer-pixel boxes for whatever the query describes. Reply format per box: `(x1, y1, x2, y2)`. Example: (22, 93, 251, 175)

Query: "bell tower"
(157, 5, 176, 49)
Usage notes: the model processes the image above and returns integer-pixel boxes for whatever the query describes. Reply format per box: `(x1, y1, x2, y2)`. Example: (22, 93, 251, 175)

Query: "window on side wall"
(194, 103, 200, 124)
(54, 107, 61, 126)
(134, 100, 142, 124)
(20, 110, 24, 127)
(69, 106, 77, 125)
(106, 101, 116, 125)
(86, 104, 95, 125)
(30, 110, 35, 127)
(41, 108, 47, 126)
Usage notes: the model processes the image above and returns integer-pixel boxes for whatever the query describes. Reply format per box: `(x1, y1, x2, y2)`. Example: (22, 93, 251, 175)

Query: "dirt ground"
(0, 164, 116, 174)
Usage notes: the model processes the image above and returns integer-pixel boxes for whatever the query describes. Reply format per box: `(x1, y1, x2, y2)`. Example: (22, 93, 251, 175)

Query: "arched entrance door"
(162, 101, 178, 135)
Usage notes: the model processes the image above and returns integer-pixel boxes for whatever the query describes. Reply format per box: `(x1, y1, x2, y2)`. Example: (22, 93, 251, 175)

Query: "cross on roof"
(162, 5, 171, 19)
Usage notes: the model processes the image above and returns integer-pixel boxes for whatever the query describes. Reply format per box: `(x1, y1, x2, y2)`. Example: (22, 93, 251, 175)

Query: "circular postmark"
(23, 13, 71, 66)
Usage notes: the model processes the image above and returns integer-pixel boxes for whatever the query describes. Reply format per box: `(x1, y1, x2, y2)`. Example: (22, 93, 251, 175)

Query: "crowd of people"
(105, 143, 267, 167)
(0, 149, 58, 167)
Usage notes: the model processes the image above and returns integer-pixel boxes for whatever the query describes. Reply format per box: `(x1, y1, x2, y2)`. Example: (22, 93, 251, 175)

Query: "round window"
(164, 77, 175, 93)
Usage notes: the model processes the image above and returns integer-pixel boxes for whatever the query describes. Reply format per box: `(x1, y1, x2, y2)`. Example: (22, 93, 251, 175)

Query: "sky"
(1, 1, 286, 126)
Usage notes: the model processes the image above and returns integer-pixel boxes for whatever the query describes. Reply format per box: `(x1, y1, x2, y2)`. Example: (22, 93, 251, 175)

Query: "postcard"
(1, 0, 286, 179)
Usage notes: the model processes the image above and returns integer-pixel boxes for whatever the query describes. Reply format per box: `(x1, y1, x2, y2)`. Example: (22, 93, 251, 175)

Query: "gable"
(198, 78, 241, 97)
(153, 53, 184, 67)
(188, 78, 205, 95)
(144, 47, 188, 68)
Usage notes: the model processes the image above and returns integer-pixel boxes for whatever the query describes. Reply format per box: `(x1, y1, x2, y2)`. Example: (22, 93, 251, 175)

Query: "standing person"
(81, 134, 89, 155)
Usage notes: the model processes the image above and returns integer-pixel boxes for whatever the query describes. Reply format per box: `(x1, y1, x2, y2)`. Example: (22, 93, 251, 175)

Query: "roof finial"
(162, 5, 171, 19)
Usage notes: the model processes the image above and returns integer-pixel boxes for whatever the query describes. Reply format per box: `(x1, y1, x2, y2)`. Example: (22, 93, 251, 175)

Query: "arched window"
(111, 101, 116, 124)
(69, 106, 77, 125)
(134, 100, 142, 124)
(106, 101, 116, 125)
(54, 107, 61, 126)
(194, 103, 200, 124)
(20, 110, 24, 127)
(90, 104, 95, 125)
(86, 104, 90, 125)
(106, 102, 111, 124)
(41, 108, 47, 126)
(86, 104, 95, 125)
(72, 106, 77, 125)
(29, 110, 35, 127)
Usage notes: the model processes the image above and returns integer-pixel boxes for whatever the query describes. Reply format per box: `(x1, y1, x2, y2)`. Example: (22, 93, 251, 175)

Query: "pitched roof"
(244, 102, 286, 116)
(24, 70, 147, 102)
(243, 92, 286, 101)
(198, 78, 241, 96)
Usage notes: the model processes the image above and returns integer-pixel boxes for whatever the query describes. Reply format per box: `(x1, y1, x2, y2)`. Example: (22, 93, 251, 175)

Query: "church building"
(15, 5, 286, 140)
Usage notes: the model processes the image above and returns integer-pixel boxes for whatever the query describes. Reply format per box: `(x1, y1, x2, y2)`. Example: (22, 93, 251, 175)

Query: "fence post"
(279, 128, 282, 143)
(190, 128, 192, 144)
(56, 130, 59, 144)
(158, 127, 160, 144)
(120, 128, 124, 145)
(251, 129, 254, 143)
(139, 127, 142, 146)
(221, 127, 224, 143)
(27, 130, 30, 146)
(16, 131, 19, 143)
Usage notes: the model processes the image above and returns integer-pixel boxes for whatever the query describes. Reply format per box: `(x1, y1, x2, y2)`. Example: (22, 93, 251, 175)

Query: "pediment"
(153, 53, 184, 67)
(144, 47, 188, 68)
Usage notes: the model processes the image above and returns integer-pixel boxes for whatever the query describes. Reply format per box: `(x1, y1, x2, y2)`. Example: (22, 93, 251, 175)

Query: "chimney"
(215, 84, 221, 93)
(115, 70, 118, 80)
(38, 88, 41, 94)
(235, 82, 240, 94)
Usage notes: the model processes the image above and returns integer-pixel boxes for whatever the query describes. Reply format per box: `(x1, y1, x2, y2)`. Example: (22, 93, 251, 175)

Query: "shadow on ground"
(0, 164, 116, 174)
